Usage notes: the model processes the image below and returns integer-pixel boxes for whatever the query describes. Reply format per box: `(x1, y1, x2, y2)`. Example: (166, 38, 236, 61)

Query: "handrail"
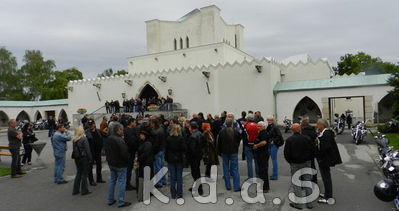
(88, 105, 106, 116)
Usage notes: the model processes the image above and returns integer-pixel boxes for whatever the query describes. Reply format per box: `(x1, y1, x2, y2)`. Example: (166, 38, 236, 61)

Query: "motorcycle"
(64, 121, 71, 129)
(334, 118, 345, 135)
(351, 121, 368, 145)
(283, 117, 291, 133)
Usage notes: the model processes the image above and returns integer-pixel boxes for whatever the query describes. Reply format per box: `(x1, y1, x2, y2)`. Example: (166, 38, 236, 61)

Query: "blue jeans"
(269, 145, 278, 179)
(54, 152, 66, 183)
(168, 163, 183, 198)
(221, 153, 240, 191)
(154, 150, 166, 186)
(244, 146, 258, 178)
(108, 166, 127, 206)
(48, 127, 54, 137)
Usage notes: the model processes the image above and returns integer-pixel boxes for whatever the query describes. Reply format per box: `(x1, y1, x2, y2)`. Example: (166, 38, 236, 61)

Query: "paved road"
(0, 129, 395, 211)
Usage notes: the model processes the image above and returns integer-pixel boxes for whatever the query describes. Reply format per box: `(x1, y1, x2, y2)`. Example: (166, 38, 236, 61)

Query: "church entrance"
(138, 84, 159, 101)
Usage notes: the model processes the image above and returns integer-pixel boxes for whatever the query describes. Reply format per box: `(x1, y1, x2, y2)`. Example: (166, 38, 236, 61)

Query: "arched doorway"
(34, 111, 43, 121)
(0, 111, 9, 127)
(378, 94, 394, 123)
(16, 111, 30, 122)
(293, 96, 321, 123)
(138, 84, 159, 101)
(58, 109, 68, 122)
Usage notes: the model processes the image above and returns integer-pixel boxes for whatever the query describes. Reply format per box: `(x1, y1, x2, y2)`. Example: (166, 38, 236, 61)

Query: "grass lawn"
(0, 166, 11, 177)
(386, 133, 399, 150)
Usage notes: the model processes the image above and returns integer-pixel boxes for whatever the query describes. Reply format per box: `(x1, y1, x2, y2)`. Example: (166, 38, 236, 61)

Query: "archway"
(0, 111, 9, 127)
(378, 94, 394, 123)
(138, 84, 159, 101)
(58, 109, 68, 122)
(293, 96, 321, 123)
(16, 110, 30, 122)
(34, 111, 43, 121)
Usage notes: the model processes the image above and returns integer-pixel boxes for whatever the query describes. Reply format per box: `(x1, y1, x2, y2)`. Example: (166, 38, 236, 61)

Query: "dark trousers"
(126, 152, 136, 187)
(88, 153, 102, 182)
(255, 152, 270, 190)
(319, 166, 333, 199)
(205, 163, 211, 177)
(10, 149, 21, 175)
(73, 157, 89, 194)
(22, 144, 33, 164)
(190, 158, 203, 191)
(311, 159, 317, 184)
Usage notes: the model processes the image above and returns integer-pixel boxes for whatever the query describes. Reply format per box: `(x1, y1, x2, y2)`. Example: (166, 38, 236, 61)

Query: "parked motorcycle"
(351, 121, 368, 145)
(283, 117, 292, 133)
(334, 118, 345, 135)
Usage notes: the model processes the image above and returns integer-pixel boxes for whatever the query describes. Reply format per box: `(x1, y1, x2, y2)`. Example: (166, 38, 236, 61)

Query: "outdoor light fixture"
(255, 65, 263, 73)
(214, 48, 218, 52)
(67, 86, 73, 92)
(154, 57, 158, 61)
(124, 80, 133, 86)
(93, 83, 101, 89)
(168, 88, 173, 96)
(183, 53, 186, 57)
(202, 71, 210, 79)
(158, 76, 167, 82)
(122, 92, 126, 99)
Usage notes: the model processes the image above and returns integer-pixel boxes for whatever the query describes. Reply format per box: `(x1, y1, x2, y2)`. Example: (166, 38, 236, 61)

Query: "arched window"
(180, 38, 183, 49)
(186, 36, 189, 48)
(174, 39, 177, 50)
(235, 34, 237, 48)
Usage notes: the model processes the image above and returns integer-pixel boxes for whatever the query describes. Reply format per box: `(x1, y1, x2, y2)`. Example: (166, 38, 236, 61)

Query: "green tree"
(20, 50, 56, 100)
(388, 67, 399, 119)
(97, 68, 128, 77)
(41, 67, 83, 100)
(0, 47, 25, 100)
(114, 69, 128, 76)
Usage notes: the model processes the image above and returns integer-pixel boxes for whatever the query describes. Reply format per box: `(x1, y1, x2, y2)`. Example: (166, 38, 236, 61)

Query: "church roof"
(273, 74, 390, 93)
(0, 99, 68, 107)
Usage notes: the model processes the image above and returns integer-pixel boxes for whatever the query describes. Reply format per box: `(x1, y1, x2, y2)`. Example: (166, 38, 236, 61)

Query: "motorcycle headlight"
(389, 166, 395, 172)
(393, 160, 399, 167)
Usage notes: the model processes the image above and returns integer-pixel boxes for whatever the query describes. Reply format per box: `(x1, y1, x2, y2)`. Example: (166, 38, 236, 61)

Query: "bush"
(378, 122, 399, 133)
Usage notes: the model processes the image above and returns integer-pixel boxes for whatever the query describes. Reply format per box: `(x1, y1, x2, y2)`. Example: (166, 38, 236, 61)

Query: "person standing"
(48, 116, 56, 137)
(244, 114, 259, 178)
(137, 129, 153, 202)
(346, 114, 352, 130)
(81, 114, 89, 130)
(165, 125, 185, 199)
(253, 121, 270, 192)
(218, 118, 241, 192)
(22, 123, 37, 165)
(8, 119, 25, 178)
(202, 123, 219, 178)
(100, 116, 108, 151)
(105, 123, 131, 208)
(85, 119, 105, 185)
(316, 119, 342, 204)
(72, 126, 93, 195)
(151, 118, 167, 188)
(105, 100, 110, 114)
(124, 117, 139, 190)
(301, 115, 318, 184)
(266, 116, 284, 180)
(188, 122, 204, 195)
(254, 111, 264, 123)
(284, 123, 315, 209)
(52, 124, 72, 184)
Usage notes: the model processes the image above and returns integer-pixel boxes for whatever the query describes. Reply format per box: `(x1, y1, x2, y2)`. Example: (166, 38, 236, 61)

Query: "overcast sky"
(1, 0, 398, 78)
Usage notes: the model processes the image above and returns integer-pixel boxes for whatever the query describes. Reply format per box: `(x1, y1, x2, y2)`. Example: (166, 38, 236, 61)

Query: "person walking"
(48, 116, 56, 137)
(266, 116, 283, 180)
(22, 123, 37, 165)
(284, 123, 315, 209)
(253, 121, 270, 192)
(202, 123, 219, 178)
(72, 126, 93, 195)
(218, 118, 241, 192)
(165, 125, 185, 199)
(316, 119, 342, 204)
(8, 119, 25, 178)
(52, 124, 72, 184)
(105, 122, 131, 208)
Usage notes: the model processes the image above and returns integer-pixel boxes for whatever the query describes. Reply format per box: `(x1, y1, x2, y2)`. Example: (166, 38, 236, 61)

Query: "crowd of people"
(104, 96, 174, 114)
(7, 109, 342, 209)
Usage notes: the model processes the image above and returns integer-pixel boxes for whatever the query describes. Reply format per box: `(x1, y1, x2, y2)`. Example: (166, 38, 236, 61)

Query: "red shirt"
(245, 122, 258, 142)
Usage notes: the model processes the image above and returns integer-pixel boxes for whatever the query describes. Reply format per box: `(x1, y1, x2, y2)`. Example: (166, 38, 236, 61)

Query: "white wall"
(281, 59, 333, 82)
(0, 105, 69, 123)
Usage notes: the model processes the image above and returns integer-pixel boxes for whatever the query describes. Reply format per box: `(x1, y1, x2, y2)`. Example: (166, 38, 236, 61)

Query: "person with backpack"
(72, 126, 93, 195)
(266, 116, 284, 180)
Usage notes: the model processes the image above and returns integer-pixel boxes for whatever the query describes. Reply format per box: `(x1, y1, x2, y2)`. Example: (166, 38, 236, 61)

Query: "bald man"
(284, 123, 315, 209)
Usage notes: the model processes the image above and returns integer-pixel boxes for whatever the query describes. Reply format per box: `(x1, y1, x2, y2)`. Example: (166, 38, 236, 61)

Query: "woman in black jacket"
(266, 116, 283, 180)
(202, 123, 219, 178)
(217, 118, 241, 191)
(72, 126, 93, 195)
(165, 125, 185, 199)
(137, 129, 153, 202)
(22, 123, 36, 165)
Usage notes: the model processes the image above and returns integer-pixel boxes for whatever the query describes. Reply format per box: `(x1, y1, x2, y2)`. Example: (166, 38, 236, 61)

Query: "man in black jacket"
(124, 117, 138, 190)
(188, 122, 203, 195)
(284, 123, 314, 209)
(85, 119, 105, 185)
(300, 115, 318, 184)
(316, 119, 342, 204)
(151, 118, 167, 188)
(105, 122, 131, 208)
(253, 121, 270, 192)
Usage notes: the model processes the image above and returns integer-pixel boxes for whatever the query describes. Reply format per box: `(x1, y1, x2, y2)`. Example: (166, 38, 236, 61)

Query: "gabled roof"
(0, 99, 68, 107)
(273, 74, 390, 93)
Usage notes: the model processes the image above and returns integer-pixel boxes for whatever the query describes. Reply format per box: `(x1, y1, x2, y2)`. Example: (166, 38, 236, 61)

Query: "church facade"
(67, 5, 392, 125)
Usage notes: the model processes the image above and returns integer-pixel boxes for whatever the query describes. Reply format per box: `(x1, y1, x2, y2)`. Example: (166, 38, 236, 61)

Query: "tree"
(20, 50, 56, 100)
(0, 47, 25, 100)
(97, 68, 128, 77)
(41, 67, 83, 100)
(333, 52, 398, 75)
(388, 67, 399, 119)
(114, 69, 128, 76)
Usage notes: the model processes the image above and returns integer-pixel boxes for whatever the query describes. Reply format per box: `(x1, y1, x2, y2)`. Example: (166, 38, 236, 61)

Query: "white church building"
(0, 5, 392, 127)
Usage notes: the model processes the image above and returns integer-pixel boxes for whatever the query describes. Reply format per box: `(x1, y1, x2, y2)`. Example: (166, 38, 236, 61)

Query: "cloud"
(1, 0, 398, 78)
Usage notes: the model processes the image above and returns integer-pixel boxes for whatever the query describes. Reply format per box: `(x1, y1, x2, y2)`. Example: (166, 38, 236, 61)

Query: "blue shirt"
(52, 131, 72, 153)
